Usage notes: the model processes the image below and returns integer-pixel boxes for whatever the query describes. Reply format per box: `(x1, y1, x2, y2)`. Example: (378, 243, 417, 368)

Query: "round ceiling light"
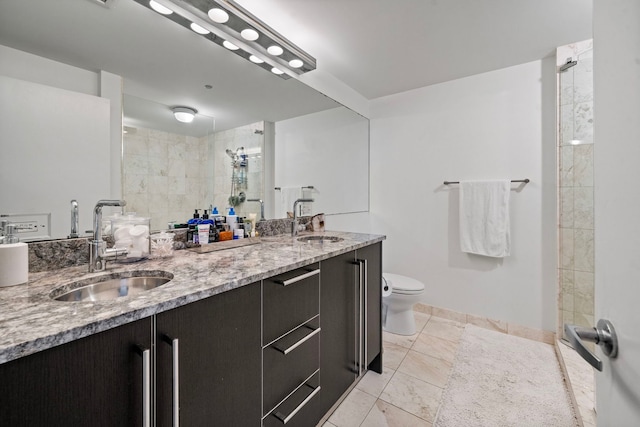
(241, 28, 259, 41)
(172, 107, 197, 123)
(267, 45, 284, 56)
(190, 23, 210, 35)
(289, 59, 303, 68)
(223, 41, 239, 51)
(149, 0, 173, 15)
(249, 55, 264, 64)
(208, 8, 229, 23)
(271, 67, 284, 75)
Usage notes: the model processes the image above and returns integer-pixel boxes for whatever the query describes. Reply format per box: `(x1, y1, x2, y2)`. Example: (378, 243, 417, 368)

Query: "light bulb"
(271, 67, 284, 75)
(208, 8, 229, 23)
(149, 0, 173, 15)
(241, 29, 259, 41)
(223, 41, 239, 51)
(289, 59, 303, 68)
(249, 55, 264, 64)
(267, 45, 283, 56)
(190, 23, 210, 35)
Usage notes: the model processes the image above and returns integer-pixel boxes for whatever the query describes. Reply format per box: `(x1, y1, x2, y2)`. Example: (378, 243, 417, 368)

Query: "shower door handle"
(564, 319, 618, 371)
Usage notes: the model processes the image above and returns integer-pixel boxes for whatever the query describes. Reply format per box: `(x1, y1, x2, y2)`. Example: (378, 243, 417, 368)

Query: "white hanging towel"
(459, 180, 511, 257)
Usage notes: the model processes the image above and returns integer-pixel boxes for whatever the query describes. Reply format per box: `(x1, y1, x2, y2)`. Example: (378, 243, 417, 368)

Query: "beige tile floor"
(322, 312, 584, 427)
(323, 312, 460, 427)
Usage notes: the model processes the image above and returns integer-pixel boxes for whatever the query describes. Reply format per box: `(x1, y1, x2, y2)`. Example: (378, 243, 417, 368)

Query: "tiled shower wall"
(123, 122, 265, 231)
(123, 127, 214, 230)
(557, 40, 594, 338)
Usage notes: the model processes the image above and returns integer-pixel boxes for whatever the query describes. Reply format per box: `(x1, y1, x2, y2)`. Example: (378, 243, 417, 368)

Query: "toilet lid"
(383, 273, 425, 295)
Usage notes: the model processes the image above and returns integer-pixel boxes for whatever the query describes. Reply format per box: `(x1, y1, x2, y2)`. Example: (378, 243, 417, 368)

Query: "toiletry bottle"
(211, 207, 222, 229)
(226, 207, 237, 230)
(199, 210, 215, 243)
(187, 209, 200, 225)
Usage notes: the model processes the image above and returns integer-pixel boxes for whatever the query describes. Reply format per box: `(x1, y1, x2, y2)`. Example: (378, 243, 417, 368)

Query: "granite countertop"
(0, 231, 384, 364)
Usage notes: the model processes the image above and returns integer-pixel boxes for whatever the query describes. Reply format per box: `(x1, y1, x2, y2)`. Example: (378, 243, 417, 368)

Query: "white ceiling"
(237, 0, 593, 99)
(0, 0, 592, 128)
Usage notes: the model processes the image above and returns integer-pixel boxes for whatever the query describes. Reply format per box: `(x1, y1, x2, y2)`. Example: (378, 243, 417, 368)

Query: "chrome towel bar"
(443, 179, 530, 185)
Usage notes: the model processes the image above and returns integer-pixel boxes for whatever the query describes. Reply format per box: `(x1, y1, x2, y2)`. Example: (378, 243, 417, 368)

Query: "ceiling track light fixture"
(134, 0, 316, 80)
(172, 106, 197, 123)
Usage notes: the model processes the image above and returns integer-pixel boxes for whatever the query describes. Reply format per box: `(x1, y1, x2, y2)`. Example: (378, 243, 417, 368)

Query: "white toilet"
(382, 273, 426, 336)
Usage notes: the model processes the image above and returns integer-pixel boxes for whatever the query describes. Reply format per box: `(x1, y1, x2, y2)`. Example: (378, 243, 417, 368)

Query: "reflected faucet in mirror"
(89, 200, 128, 273)
(247, 199, 265, 221)
(68, 200, 79, 239)
(292, 199, 314, 236)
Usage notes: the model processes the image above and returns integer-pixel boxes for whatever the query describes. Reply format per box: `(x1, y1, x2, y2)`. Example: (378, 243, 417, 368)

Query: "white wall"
(275, 107, 369, 217)
(363, 59, 558, 331)
(0, 44, 98, 95)
(0, 76, 111, 239)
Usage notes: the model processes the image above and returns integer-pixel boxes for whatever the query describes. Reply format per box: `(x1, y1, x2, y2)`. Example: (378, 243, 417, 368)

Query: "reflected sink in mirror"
(51, 270, 174, 302)
(297, 236, 344, 243)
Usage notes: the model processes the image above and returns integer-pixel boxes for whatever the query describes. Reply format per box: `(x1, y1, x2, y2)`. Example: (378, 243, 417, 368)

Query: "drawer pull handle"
(275, 268, 320, 286)
(136, 346, 151, 427)
(274, 327, 321, 355)
(274, 385, 321, 424)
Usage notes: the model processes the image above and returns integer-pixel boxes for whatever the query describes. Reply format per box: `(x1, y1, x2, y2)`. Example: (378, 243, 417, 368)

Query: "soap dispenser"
(0, 223, 28, 287)
(226, 207, 238, 230)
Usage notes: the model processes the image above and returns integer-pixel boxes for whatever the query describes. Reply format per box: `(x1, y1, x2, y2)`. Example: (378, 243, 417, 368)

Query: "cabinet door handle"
(275, 268, 320, 286)
(362, 258, 368, 369)
(137, 346, 151, 427)
(172, 338, 180, 427)
(162, 335, 180, 426)
(274, 385, 321, 424)
(353, 259, 365, 376)
(274, 327, 321, 355)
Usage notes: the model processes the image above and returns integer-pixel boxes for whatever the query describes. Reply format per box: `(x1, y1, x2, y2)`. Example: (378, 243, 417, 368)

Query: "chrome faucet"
(89, 199, 127, 272)
(292, 198, 314, 236)
(69, 199, 79, 238)
(247, 199, 265, 221)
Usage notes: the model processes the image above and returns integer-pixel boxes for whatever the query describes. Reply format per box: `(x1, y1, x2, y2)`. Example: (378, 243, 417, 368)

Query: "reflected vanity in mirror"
(0, 0, 369, 241)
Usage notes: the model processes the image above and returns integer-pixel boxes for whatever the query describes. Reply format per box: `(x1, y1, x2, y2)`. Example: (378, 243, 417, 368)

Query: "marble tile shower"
(122, 122, 265, 230)
(557, 40, 594, 339)
(123, 127, 214, 230)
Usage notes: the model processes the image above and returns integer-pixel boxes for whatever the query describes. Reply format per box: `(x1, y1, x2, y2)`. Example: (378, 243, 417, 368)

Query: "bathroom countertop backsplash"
(0, 229, 384, 364)
(27, 217, 311, 272)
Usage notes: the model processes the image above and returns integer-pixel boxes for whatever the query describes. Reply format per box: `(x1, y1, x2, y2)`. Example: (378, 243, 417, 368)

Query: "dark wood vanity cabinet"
(0, 317, 152, 427)
(0, 242, 382, 427)
(318, 251, 358, 415)
(358, 242, 383, 372)
(262, 264, 323, 426)
(318, 242, 383, 417)
(156, 281, 262, 427)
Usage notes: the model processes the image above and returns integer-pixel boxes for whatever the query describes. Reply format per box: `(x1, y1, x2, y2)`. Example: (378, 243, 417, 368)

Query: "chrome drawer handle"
(274, 327, 321, 355)
(275, 268, 320, 286)
(162, 335, 180, 426)
(274, 385, 321, 424)
(136, 347, 151, 427)
(172, 338, 180, 427)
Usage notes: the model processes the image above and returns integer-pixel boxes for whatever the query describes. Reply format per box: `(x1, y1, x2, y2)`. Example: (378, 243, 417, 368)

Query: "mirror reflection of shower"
(227, 147, 248, 207)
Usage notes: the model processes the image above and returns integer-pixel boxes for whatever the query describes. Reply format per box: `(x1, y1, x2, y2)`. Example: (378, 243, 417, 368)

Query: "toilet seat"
(383, 273, 425, 295)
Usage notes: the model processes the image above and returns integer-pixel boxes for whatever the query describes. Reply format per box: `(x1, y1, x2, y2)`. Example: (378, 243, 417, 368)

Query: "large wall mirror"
(0, 0, 369, 240)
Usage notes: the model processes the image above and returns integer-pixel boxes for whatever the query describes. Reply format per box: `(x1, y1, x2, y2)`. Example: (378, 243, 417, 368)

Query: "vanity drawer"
(263, 371, 321, 427)
(263, 263, 320, 344)
(263, 318, 320, 415)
